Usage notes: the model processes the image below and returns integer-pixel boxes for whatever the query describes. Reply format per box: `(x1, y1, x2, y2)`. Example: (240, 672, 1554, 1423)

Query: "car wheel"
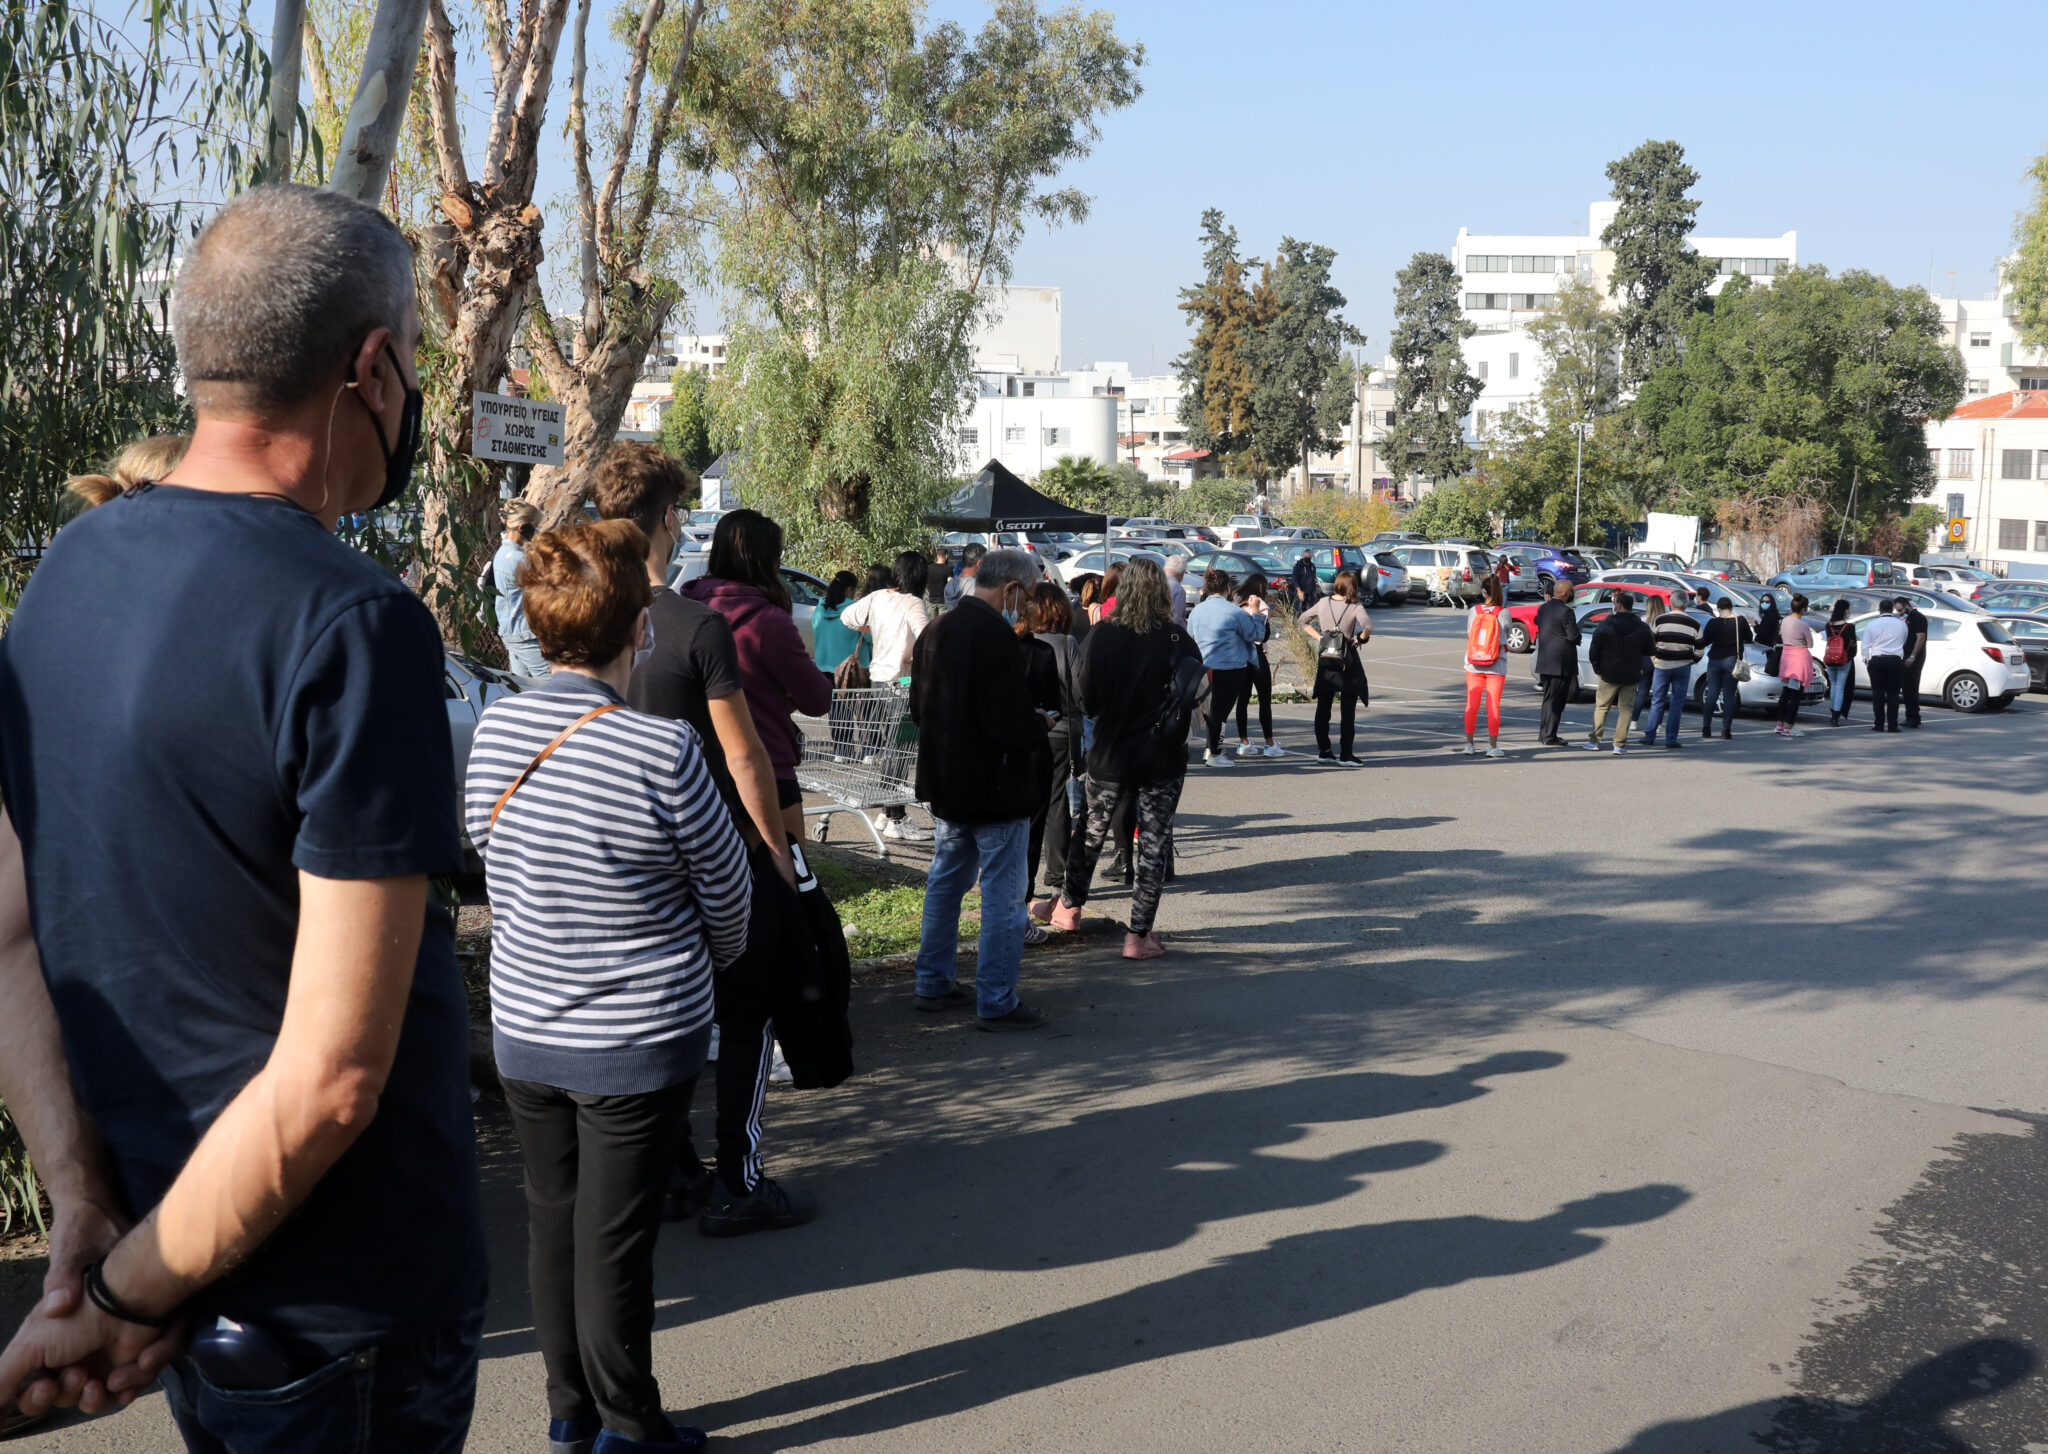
(1504, 620, 1530, 653)
(1988, 694, 2016, 712)
(1536, 572, 1555, 596)
(1944, 672, 1987, 712)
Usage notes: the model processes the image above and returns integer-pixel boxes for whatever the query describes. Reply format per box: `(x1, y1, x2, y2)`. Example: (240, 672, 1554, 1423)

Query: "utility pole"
(1835, 465, 1860, 552)
(1571, 420, 1593, 546)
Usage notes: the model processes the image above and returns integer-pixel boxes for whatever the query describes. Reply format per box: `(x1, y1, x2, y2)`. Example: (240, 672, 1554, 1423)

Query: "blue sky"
(920, 0, 2044, 374)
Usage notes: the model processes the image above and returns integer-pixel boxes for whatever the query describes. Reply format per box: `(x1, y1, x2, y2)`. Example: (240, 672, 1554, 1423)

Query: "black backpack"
(1151, 631, 1207, 751)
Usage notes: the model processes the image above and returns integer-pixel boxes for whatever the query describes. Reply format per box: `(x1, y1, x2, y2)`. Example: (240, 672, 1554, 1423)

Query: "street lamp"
(1570, 419, 1593, 547)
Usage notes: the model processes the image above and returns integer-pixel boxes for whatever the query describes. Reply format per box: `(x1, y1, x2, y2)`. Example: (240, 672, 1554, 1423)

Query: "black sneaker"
(1339, 753, 1365, 765)
(699, 1177, 818, 1237)
(661, 1157, 714, 1222)
(1317, 749, 1338, 761)
(976, 1002, 1047, 1032)
(914, 986, 972, 1012)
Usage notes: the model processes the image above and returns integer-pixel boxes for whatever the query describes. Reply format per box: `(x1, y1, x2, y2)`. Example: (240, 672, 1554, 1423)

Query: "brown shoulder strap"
(490, 704, 625, 828)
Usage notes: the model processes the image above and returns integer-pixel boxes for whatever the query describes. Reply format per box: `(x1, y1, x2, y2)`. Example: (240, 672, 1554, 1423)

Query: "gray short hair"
(171, 183, 416, 411)
(975, 548, 1041, 594)
(1164, 555, 1186, 577)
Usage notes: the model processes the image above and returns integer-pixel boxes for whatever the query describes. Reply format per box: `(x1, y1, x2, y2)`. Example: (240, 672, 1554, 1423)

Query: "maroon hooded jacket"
(683, 576, 831, 778)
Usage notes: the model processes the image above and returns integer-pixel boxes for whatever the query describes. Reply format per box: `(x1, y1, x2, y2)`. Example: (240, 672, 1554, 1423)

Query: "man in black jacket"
(1583, 593, 1656, 754)
(1533, 581, 1581, 744)
(909, 549, 1051, 1029)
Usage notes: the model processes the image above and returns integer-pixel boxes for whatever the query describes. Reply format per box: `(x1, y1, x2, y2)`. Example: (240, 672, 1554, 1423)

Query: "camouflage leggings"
(1059, 776, 1184, 935)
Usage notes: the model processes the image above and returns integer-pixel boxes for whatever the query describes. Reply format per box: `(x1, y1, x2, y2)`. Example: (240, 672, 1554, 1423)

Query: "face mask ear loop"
(318, 378, 351, 518)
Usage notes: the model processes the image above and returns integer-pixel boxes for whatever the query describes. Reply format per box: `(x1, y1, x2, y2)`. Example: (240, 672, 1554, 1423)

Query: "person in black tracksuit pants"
(1900, 602, 1928, 727)
(1533, 582, 1581, 744)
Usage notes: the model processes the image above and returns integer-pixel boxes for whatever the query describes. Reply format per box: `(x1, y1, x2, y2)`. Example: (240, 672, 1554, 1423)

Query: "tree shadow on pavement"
(698, 1182, 1689, 1450)
(1606, 1339, 2035, 1453)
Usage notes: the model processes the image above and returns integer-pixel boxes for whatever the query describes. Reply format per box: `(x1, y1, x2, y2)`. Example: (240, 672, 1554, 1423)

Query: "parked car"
(1803, 585, 1987, 620)
(1620, 551, 1691, 573)
(942, 528, 1048, 557)
(1572, 546, 1623, 572)
(1261, 525, 1331, 542)
(1975, 584, 2048, 613)
(1524, 601, 1820, 711)
(1225, 513, 1283, 542)
(1692, 556, 1758, 582)
(1766, 554, 1899, 590)
(1053, 547, 1167, 587)
(1992, 613, 2048, 692)
(446, 652, 526, 874)
(1502, 583, 1687, 653)
(1384, 543, 1490, 603)
(1493, 542, 1593, 596)
(1265, 542, 1404, 603)
(1370, 531, 1428, 545)
(1839, 607, 2025, 712)
(1179, 548, 1291, 589)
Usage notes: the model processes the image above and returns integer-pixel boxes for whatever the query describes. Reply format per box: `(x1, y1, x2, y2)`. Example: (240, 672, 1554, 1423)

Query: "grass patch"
(810, 850, 976, 959)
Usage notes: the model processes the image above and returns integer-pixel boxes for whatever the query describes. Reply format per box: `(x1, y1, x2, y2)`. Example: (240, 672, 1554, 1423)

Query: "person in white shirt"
(1164, 555, 1189, 627)
(1860, 599, 1910, 733)
(840, 550, 935, 840)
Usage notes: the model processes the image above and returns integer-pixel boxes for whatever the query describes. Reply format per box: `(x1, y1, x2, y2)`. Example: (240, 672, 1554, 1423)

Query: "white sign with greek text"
(470, 391, 565, 466)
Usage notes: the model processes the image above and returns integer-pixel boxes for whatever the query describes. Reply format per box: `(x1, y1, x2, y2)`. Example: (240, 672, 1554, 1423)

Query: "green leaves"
(1602, 139, 1716, 389)
(1380, 251, 1479, 485)
(2010, 148, 2048, 353)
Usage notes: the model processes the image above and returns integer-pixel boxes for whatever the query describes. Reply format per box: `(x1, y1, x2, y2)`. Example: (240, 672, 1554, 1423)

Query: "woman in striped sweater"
(464, 519, 750, 1454)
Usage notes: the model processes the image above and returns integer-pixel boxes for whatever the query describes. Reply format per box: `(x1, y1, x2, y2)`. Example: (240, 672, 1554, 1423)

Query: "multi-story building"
(1917, 390, 2048, 571)
(1928, 267, 2048, 402)
(1452, 200, 1798, 447)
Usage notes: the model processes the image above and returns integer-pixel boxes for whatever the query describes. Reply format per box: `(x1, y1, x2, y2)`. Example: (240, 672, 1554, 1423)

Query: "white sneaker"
(1263, 744, 1286, 758)
(1484, 746, 1506, 759)
(769, 1040, 792, 1085)
(1206, 751, 1235, 767)
(877, 815, 933, 842)
(1235, 742, 1262, 758)
(1458, 743, 1478, 756)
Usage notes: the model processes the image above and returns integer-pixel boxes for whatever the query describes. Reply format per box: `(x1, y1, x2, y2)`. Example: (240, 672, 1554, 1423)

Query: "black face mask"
(352, 342, 423, 509)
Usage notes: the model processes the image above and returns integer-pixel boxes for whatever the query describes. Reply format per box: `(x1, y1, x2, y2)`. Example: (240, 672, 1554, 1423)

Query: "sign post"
(1947, 517, 1967, 545)
(470, 391, 565, 467)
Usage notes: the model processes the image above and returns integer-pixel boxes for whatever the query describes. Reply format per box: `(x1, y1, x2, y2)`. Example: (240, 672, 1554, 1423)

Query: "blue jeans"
(916, 816, 1028, 1017)
(1640, 664, 1693, 744)
(159, 1309, 483, 1454)
(1699, 658, 1739, 730)
(506, 635, 550, 677)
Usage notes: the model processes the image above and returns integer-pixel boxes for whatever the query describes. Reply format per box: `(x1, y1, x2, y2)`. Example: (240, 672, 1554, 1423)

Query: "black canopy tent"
(926, 460, 1108, 536)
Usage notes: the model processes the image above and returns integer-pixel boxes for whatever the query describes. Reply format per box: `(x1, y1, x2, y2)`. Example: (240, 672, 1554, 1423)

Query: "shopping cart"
(792, 684, 923, 858)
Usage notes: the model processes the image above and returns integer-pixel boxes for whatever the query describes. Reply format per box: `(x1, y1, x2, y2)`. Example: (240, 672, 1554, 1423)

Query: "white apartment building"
(953, 368, 1117, 478)
(1918, 390, 2048, 572)
(1929, 266, 2048, 402)
(1453, 199, 1798, 447)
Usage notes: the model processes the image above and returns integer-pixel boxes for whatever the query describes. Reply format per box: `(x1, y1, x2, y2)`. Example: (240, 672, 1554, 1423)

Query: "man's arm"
(706, 691, 794, 885)
(0, 872, 427, 1409)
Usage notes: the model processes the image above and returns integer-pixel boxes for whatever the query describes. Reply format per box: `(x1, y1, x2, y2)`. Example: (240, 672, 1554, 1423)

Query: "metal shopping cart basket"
(792, 684, 923, 858)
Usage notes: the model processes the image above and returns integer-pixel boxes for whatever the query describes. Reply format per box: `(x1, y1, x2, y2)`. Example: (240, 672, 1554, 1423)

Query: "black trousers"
(1778, 679, 1804, 726)
(1868, 655, 1904, 729)
(1028, 729, 1073, 895)
(501, 1075, 696, 1443)
(1205, 666, 1250, 755)
(1538, 672, 1573, 742)
(680, 976, 774, 1195)
(1236, 651, 1274, 743)
(1313, 659, 1367, 756)
(1902, 658, 1924, 725)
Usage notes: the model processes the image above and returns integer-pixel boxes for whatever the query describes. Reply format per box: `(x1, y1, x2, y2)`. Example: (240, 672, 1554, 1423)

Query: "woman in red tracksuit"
(1463, 576, 1508, 758)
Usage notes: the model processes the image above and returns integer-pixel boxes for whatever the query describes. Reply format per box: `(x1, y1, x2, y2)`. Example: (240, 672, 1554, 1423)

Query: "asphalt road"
(14, 602, 2048, 1452)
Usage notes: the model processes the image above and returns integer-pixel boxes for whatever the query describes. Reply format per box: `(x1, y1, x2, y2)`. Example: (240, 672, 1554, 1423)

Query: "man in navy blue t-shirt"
(0, 184, 486, 1451)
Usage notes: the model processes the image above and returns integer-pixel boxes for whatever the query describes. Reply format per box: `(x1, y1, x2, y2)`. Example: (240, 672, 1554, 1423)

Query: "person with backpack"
(1639, 599, 1704, 749)
(1823, 599, 1858, 726)
(1460, 576, 1509, 758)
(1583, 592, 1656, 754)
(1187, 567, 1267, 768)
(1045, 558, 1203, 961)
(1298, 570, 1372, 764)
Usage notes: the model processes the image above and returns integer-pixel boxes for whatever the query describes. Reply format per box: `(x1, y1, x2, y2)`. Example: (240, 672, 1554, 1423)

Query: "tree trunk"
(266, 0, 306, 180)
(521, 283, 678, 525)
(326, 0, 430, 202)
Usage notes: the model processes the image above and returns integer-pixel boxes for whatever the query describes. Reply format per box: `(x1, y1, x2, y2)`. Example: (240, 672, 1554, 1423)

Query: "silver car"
(1527, 601, 1827, 712)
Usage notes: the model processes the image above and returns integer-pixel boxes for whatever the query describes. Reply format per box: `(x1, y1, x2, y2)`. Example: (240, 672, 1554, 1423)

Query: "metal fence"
(791, 684, 922, 857)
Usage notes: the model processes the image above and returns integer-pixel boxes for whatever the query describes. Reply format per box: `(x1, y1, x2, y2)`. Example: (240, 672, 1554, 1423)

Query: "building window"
(1021, 381, 1036, 397)
(1043, 427, 1066, 446)
(2036, 521, 2048, 553)
(2004, 449, 2034, 480)
(1465, 292, 1505, 309)
(2039, 451, 2048, 480)
(1576, 256, 1593, 283)
(1476, 360, 1489, 381)
(1130, 399, 1147, 414)
(1006, 377, 1017, 397)
(1509, 255, 1556, 273)
(1946, 448, 1975, 477)
(1968, 379, 1991, 396)
(1508, 353, 1519, 380)
(1004, 425, 1025, 444)
(958, 428, 978, 448)
(1465, 255, 1508, 273)
(1970, 332, 1992, 348)
(1164, 430, 1184, 442)
(1511, 293, 1556, 310)
(2022, 376, 2048, 390)
(1999, 519, 2028, 550)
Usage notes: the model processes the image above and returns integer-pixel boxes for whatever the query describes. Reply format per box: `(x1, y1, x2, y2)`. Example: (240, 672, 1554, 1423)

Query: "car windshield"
(1979, 620, 2017, 644)
(1952, 567, 1995, 581)
(1870, 559, 1896, 578)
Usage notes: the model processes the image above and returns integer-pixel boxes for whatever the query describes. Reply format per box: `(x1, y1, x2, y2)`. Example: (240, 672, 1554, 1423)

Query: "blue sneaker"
(550, 1417, 599, 1454)
(592, 1424, 709, 1454)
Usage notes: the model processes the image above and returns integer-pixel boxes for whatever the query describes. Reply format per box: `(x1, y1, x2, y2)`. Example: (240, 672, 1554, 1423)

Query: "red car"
(1503, 583, 1681, 653)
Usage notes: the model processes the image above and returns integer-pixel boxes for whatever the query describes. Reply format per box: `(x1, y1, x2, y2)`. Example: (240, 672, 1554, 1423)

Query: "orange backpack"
(1467, 606, 1502, 666)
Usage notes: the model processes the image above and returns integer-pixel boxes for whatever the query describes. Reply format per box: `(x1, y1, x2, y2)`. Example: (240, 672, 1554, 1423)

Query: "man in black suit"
(1533, 580, 1581, 744)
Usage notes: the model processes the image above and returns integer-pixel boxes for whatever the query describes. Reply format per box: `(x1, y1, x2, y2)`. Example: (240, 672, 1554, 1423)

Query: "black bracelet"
(83, 1260, 170, 1329)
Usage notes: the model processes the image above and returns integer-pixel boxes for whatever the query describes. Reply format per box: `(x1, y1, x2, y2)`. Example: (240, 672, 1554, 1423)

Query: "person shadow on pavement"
(693, 1182, 1689, 1449)
(1605, 1338, 2035, 1453)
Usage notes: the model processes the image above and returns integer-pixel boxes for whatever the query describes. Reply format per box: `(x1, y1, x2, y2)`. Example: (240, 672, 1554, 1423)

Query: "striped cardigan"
(463, 673, 751, 1094)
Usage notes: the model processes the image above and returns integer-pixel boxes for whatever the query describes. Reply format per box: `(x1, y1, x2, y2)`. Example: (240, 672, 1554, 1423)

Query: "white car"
(1225, 513, 1281, 542)
(1385, 542, 1490, 604)
(1845, 607, 2026, 712)
(1053, 547, 1166, 587)
(1262, 525, 1330, 542)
